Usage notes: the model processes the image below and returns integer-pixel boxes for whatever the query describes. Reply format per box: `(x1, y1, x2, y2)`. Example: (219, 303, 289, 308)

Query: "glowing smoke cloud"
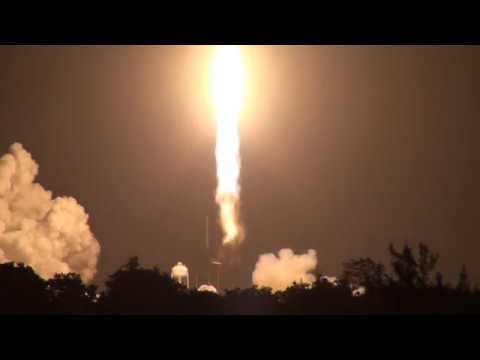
(252, 249, 317, 292)
(321, 276, 338, 286)
(211, 45, 245, 246)
(352, 286, 366, 297)
(0, 143, 100, 282)
(198, 284, 218, 293)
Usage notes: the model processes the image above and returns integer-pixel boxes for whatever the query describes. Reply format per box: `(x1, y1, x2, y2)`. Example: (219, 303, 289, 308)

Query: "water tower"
(171, 262, 189, 288)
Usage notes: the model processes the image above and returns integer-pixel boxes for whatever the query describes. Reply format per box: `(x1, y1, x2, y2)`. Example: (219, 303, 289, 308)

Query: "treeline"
(0, 243, 479, 314)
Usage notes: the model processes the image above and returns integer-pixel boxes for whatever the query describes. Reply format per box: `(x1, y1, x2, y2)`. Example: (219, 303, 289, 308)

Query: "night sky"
(1, 45, 479, 288)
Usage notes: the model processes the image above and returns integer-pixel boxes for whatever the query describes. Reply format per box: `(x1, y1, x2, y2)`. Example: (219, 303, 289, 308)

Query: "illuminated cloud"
(252, 248, 317, 292)
(198, 284, 218, 293)
(0, 143, 100, 282)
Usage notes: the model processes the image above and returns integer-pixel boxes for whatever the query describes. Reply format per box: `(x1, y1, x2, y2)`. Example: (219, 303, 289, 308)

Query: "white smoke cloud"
(352, 286, 366, 297)
(198, 284, 217, 293)
(0, 143, 100, 282)
(320, 276, 338, 286)
(252, 248, 317, 292)
(321, 276, 367, 296)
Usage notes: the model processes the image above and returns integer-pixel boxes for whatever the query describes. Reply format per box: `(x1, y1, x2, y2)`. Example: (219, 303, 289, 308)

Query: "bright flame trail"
(211, 45, 245, 246)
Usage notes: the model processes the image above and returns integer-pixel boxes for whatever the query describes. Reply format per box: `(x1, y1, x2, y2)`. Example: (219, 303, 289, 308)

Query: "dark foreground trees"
(0, 262, 49, 313)
(0, 263, 96, 314)
(47, 273, 98, 314)
(97, 256, 188, 314)
(340, 243, 479, 314)
(0, 243, 479, 315)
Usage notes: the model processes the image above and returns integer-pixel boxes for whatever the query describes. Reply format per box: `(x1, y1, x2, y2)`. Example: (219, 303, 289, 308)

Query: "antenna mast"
(206, 215, 210, 284)
(206, 215, 209, 250)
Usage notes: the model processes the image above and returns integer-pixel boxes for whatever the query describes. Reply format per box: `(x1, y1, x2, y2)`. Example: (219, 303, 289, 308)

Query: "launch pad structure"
(171, 216, 223, 292)
(206, 215, 222, 292)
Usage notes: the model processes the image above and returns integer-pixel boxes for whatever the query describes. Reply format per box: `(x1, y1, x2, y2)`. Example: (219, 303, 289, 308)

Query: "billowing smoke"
(352, 286, 366, 297)
(0, 143, 100, 282)
(198, 284, 218, 293)
(320, 276, 338, 286)
(252, 249, 317, 292)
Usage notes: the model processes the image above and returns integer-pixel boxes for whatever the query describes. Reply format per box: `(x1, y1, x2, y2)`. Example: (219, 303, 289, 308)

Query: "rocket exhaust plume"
(211, 45, 245, 246)
(0, 143, 100, 282)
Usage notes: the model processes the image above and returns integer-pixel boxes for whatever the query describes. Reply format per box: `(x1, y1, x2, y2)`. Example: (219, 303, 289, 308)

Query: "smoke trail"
(0, 143, 100, 282)
(252, 249, 317, 292)
(211, 45, 245, 246)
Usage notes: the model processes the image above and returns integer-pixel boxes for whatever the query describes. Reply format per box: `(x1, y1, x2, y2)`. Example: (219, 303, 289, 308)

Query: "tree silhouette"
(278, 282, 311, 314)
(388, 243, 438, 288)
(99, 256, 187, 314)
(417, 243, 439, 287)
(187, 289, 222, 314)
(0, 243, 478, 314)
(46, 273, 98, 314)
(0, 262, 49, 314)
(389, 244, 419, 287)
(341, 257, 389, 289)
(456, 264, 470, 293)
(222, 286, 280, 314)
